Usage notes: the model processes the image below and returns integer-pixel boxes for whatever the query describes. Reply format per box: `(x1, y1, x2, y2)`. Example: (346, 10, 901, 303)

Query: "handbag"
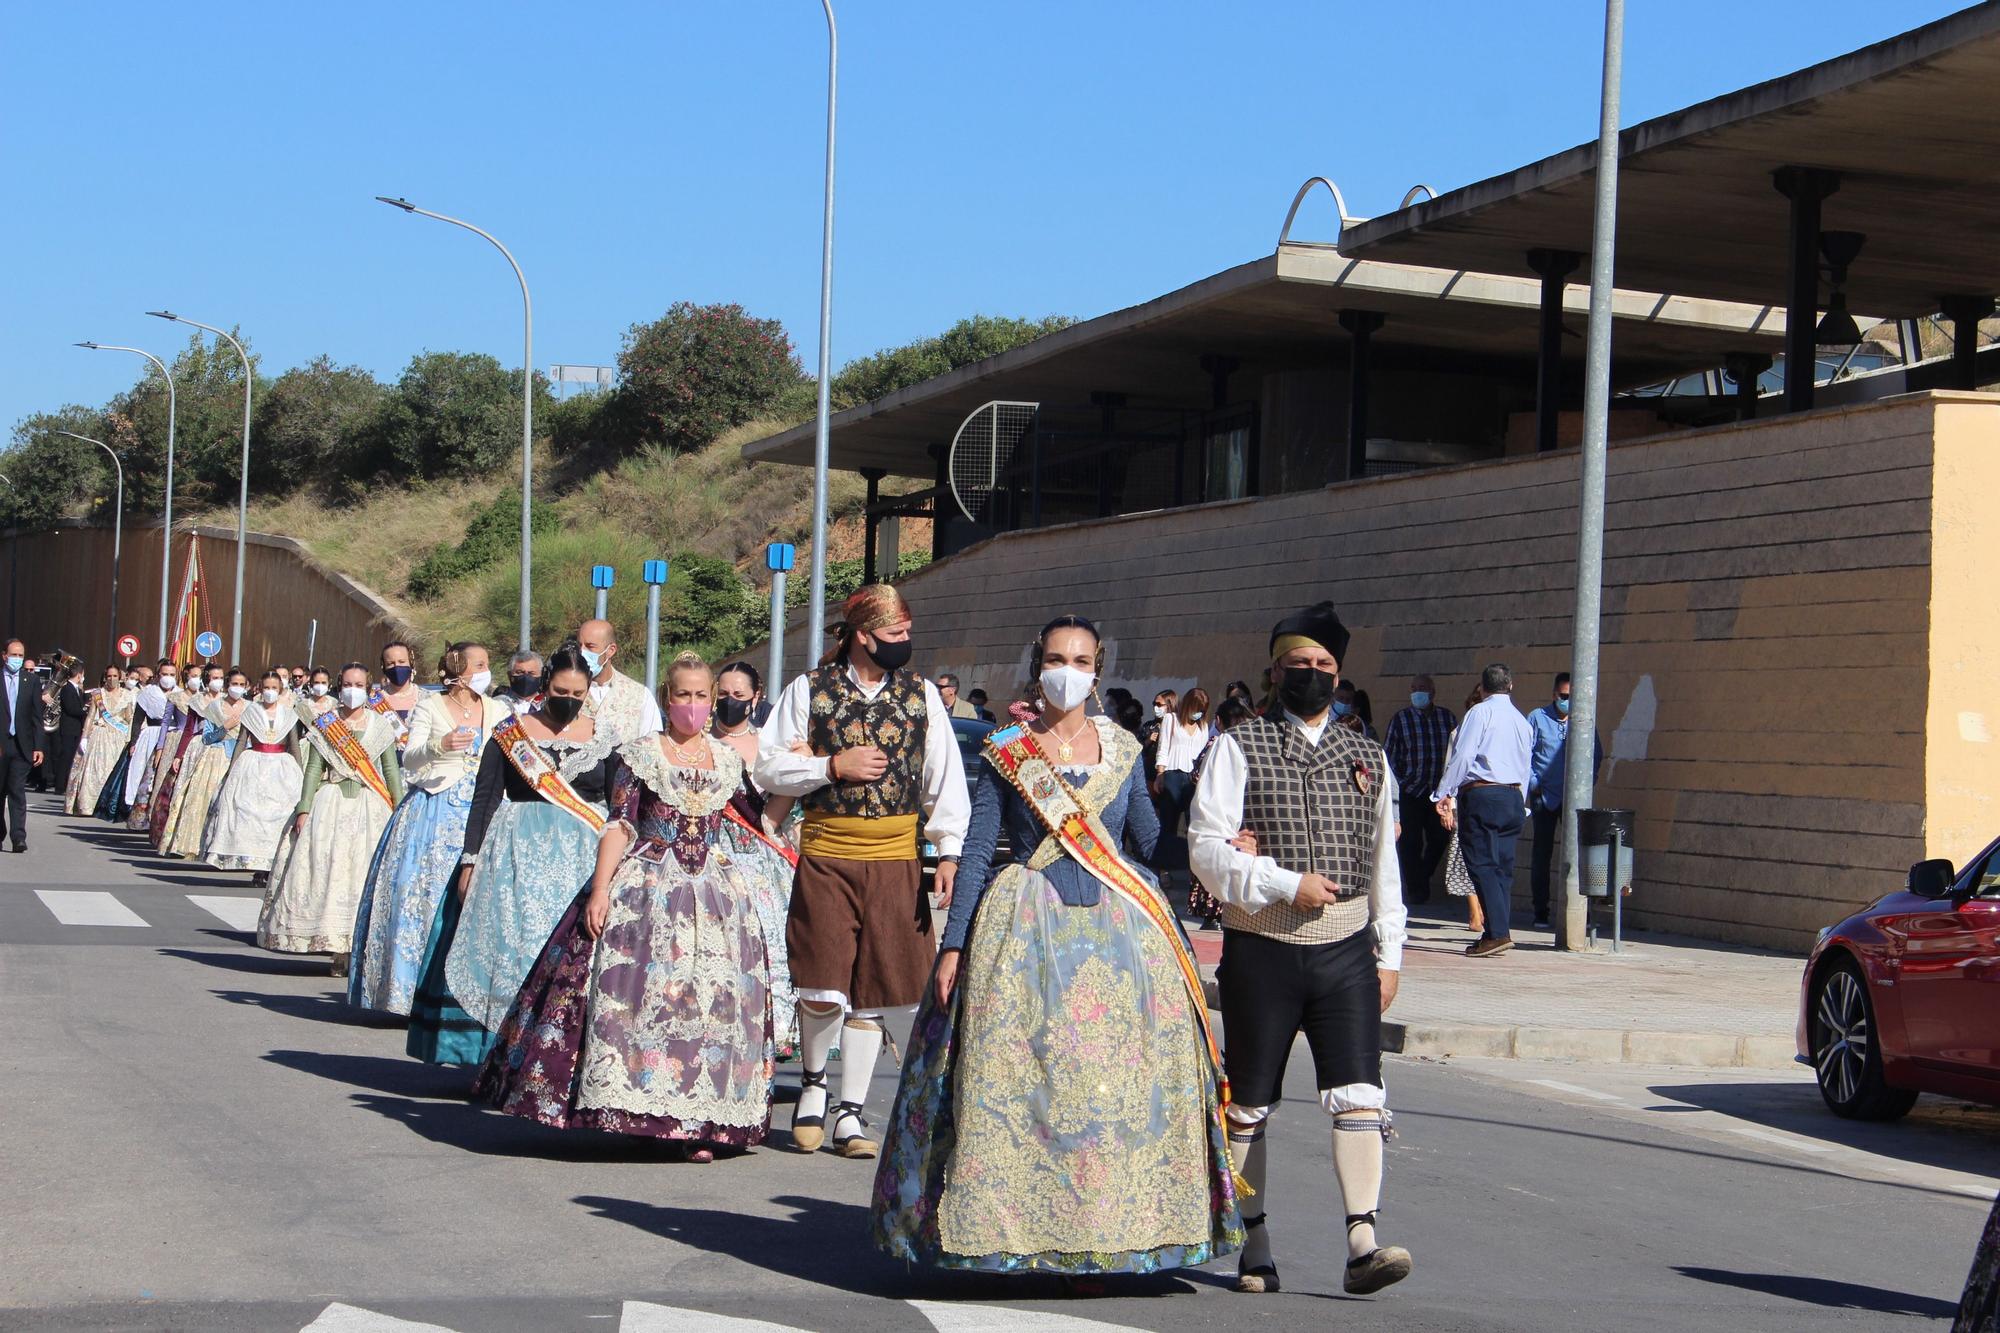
(1445, 830, 1476, 897)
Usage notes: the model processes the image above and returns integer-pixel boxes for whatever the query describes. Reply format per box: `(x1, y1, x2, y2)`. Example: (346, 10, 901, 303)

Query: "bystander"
(1383, 674, 1456, 906)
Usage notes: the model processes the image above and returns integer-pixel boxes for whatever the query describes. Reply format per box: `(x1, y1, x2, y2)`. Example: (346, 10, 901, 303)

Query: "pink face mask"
(668, 701, 711, 735)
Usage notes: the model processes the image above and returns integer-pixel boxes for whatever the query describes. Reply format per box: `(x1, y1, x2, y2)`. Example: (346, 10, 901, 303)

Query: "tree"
(830, 314, 1073, 410)
(614, 302, 803, 453)
(108, 330, 268, 514)
(373, 351, 519, 481)
(661, 551, 755, 658)
(252, 356, 386, 494)
(0, 407, 119, 529)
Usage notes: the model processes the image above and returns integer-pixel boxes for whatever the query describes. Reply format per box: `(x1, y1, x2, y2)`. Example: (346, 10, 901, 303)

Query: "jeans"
(1458, 785, 1525, 941)
(1530, 806, 1561, 920)
(1153, 769, 1194, 873)
(1396, 794, 1450, 903)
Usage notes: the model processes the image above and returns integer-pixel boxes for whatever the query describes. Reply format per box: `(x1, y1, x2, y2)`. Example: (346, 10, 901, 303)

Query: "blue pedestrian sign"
(641, 559, 670, 585)
(590, 565, 616, 590)
(194, 631, 223, 660)
(766, 543, 797, 573)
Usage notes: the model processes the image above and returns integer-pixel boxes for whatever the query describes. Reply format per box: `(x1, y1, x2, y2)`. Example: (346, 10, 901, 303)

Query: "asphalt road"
(0, 792, 1989, 1332)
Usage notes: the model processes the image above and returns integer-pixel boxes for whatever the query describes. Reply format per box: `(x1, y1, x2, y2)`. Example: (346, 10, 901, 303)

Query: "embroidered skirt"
(406, 889, 494, 1066)
(444, 799, 600, 1035)
(717, 814, 799, 1056)
(348, 774, 476, 1016)
(871, 861, 1242, 1273)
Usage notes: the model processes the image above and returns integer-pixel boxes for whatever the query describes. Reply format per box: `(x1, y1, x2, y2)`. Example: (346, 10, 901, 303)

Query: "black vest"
(802, 664, 928, 819)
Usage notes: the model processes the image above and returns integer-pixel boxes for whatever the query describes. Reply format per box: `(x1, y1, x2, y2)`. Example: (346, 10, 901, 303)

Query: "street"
(0, 792, 1988, 1332)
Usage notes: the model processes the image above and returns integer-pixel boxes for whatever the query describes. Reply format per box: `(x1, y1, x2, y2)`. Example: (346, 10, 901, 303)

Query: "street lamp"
(56, 432, 124, 658)
(375, 195, 535, 652)
(147, 310, 251, 665)
(78, 342, 176, 653)
(805, 0, 839, 665)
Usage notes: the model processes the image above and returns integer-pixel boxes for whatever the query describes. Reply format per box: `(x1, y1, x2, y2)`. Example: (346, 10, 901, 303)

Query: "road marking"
(912, 1299, 1142, 1330)
(33, 890, 147, 927)
(187, 894, 262, 932)
(1711, 1123, 1833, 1155)
(1527, 1078, 1622, 1102)
(620, 1303, 813, 1331)
(299, 1304, 457, 1331)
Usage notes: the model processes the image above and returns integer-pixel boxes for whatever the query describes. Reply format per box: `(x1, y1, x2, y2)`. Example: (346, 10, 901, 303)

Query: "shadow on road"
(1654, 1079, 2000, 1179)
(158, 948, 332, 978)
(214, 988, 364, 1026)
(574, 1192, 1208, 1302)
(265, 1049, 476, 1101)
(1674, 1266, 1957, 1318)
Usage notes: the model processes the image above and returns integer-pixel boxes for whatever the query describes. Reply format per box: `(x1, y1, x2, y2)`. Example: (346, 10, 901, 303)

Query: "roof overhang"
(742, 245, 1785, 476)
(1340, 3, 2000, 314)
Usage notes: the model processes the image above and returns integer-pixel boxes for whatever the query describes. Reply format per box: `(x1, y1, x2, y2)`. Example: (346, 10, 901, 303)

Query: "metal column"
(1338, 311, 1384, 481)
(766, 543, 796, 693)
(1724, 352, 1772, 421)
(591, 565, 614, 622)
(641, 559, 669, 694)
(860, 468, 884, 583)
(1772, 167, 1839, 414)
(1527, 250, 1582, 452)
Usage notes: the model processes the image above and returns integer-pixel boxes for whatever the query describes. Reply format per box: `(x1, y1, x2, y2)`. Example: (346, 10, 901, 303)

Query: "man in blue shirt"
(1433, 664, 1533, 957)
(1527, 673, 1604, 930)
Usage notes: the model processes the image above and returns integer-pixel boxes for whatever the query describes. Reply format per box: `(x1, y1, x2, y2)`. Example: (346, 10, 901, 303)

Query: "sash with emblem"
(490, 713, 606, 834)
(367, 687, 413, 749)
(294, 696, 395, 808)
(982, 720, 1247, 1193)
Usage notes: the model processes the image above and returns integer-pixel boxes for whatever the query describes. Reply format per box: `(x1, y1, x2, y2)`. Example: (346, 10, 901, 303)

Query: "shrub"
(614, 302, 803, 454)
(406, 490, 563, 601)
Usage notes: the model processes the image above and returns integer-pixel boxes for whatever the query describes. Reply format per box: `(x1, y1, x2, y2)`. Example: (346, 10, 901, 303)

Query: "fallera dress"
(408, 726, 616, 1066)
(161, 699, 244, 858)
(872, 716, 1244, 1274)
(201, 702, 304, 872)
(348, 693, 507, 1017)
(714, 736, 801, 1058)
(149, 710, 206, 848)
(257, 712, 404, 956)
(474, 736, 774, 1146)
(68, 688, 134, 816)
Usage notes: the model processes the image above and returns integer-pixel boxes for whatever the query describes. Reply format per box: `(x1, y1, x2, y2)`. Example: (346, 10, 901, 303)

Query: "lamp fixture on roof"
(1816, 230, 1866, 346)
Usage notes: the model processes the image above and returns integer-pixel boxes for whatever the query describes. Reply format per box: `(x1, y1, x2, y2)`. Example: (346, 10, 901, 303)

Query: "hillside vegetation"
(5, 310, 1066, 662)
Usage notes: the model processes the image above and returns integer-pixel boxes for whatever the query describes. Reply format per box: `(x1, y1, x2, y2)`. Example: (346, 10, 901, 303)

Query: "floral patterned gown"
(473, 737, 775, 1145)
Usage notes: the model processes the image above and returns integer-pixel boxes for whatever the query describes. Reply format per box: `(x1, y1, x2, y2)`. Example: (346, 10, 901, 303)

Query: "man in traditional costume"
(755, 584, 968, 1160)
(576, 619, 660, 744)
(1190, 601, 1412, 1297)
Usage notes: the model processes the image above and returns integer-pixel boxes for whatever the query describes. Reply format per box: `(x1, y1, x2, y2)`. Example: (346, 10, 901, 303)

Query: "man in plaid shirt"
(1383, 675, 1455, 904)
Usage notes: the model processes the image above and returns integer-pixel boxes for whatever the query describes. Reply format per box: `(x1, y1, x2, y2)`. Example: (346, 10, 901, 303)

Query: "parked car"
(1798, 837, 2000, 1120)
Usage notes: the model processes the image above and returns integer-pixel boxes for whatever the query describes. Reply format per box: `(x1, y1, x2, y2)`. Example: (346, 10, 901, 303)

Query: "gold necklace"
(1045, 714, 1092, 764)
(662, 731, 710, 767)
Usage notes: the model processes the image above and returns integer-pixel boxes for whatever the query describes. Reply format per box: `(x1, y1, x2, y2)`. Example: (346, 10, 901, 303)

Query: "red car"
(1798, 841, 2000, 1119)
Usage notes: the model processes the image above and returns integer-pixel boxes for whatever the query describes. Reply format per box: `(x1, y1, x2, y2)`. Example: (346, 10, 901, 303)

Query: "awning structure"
(1339, 2, 2000, 316)
(742, 244, 1784, 477)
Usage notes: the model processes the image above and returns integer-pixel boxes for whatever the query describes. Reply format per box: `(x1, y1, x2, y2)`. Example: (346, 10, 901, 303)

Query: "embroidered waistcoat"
(802, 664, 927, 819)
(1221, 714, 1380, 945)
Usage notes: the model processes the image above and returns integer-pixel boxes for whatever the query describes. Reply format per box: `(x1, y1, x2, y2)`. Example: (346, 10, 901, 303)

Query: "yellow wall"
(1926, 397, 2000, 870)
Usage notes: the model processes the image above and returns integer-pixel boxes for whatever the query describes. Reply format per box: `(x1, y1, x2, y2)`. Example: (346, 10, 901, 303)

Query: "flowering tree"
(614, 302, 803, 453)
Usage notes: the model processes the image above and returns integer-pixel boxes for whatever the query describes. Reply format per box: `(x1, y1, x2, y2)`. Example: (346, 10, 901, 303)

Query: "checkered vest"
(802, 664, 929, 819)
(1220, 715, 1380, 945)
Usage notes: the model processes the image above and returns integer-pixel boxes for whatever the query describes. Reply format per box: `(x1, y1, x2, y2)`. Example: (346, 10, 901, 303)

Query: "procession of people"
(7, 587, 1414, 1299)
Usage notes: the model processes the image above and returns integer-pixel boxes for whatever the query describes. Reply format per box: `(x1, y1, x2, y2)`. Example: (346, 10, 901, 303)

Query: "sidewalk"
(1187, 907, 1805, 1070)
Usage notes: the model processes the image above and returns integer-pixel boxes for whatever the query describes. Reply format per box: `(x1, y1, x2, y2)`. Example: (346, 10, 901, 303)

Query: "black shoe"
(7, 844, 24, 854)
(1532, 916, 1551, 929)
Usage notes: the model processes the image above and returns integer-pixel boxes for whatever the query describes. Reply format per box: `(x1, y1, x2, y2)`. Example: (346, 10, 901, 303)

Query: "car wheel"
(1809, 958, 1917, 1121)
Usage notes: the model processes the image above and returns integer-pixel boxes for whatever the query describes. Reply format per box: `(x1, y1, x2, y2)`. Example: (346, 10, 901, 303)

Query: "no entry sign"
(116, 633, 141, 660)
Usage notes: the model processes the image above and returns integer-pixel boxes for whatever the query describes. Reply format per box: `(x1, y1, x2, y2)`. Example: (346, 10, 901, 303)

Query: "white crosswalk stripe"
(912, 1300, 1142, 1331)
(187, 893, 262, 932)
(299, 1303, 457, 1331)
(620, 1300, 815, 1331)
(33, 889, 148, 927)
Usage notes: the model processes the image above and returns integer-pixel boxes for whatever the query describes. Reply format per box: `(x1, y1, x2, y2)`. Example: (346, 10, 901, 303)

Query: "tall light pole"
(78, 342, 176, 652)
(375, 196, 535, 652)
(57, 432, 124, 658)
(148, 311, 252, 664)
(805, 0, 838, 659)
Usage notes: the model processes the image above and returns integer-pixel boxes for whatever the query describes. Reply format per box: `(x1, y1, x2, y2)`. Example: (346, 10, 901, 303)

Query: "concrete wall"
(0, 521, 414, 673)
(760, 390, 1996, 951)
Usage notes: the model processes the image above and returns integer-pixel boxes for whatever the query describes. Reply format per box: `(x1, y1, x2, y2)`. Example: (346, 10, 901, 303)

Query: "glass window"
(1204, 414, 1253, 502)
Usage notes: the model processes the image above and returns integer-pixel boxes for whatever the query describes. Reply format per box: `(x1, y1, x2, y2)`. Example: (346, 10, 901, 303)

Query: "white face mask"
(259, 688, 280, 705)
(206, 679, 225, 694)
(1153, 704, 1169, 719)
(227, 684, 248, 700)
(310, 682, 329, 697)
(159, 675, 177, 689)
(339, 686, 369, 710)
(466, 669, 493, 695)
(1040, 665, 1095, 712)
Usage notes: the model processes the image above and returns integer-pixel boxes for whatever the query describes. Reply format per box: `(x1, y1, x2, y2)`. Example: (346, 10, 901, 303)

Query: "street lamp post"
(57, 432, 124, 658)
(805, 0, 838, 657)
(78, 342, 176, 653)
(147, 311, 251, 664)
(375, 196, 535, 652)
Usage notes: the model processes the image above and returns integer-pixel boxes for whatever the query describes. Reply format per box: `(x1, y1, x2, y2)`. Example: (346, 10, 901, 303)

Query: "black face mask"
(716, 696, 753, 727)
(1277, 666, 1337, 717)
(384, 664, 414, 687)
(510, 673, 544, 699)
(863, 635, 914, 672)
(541, 695, 584, 728)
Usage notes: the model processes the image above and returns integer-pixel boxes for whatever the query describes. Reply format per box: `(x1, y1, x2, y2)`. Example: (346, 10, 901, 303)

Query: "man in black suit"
(2, 638, 45, 853)
(50, 661, 86, 798)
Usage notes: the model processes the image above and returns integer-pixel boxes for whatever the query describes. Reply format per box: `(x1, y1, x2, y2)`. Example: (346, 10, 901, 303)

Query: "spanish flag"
(166, 533, 206, 667)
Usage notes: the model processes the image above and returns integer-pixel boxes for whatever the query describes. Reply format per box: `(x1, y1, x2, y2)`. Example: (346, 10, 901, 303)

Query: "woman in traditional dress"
(305, 665, 336, 716)
(349, 642, 504, 1017)
(154, 667, 226, 849)
(202, 671, 306, 883)
(67, 666, 133, 816)
(873, 614, 1243, 1275)
(258, 664, 403, 975)
(712, 660, 801, 1060)
(373, 640, 423, 764)
(408, 646, 615, 1065)
(475, 653, 774, 1162)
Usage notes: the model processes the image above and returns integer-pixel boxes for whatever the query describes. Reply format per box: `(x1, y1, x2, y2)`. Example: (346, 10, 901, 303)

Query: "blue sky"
(1, 1, 1969, 430)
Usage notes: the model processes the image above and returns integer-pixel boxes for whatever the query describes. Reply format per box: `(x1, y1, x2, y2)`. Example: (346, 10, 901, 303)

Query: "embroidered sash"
(724, 803, 800, 868)
(294, 697, 394, 808)
(983, 721, 1245, 1189)
(491, 714, 605, 834)
(367, 688, 413, 749)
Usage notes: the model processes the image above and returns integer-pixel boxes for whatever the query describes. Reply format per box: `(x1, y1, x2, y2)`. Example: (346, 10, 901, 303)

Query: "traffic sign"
(766, 543, 797, 573)
(116, 633, 141, 660)
(194, 631, 223, 660)
(590, 565, 616, 590)
(641, 559, 670, 585)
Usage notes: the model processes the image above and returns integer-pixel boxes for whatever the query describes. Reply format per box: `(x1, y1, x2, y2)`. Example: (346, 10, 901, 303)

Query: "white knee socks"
(1228, 1113, 1271, 1270)
(796, 1003, 842, 1121)
(837, 1015, 884, 1110)
(1333, 1112, 1387, 1259)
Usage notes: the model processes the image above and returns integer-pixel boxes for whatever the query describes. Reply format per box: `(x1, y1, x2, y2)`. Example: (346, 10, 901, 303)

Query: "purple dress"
(474, 737, 774, 1145)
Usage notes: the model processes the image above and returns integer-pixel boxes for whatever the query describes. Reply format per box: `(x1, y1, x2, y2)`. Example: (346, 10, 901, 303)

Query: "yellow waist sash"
(800, 812, 920, 861)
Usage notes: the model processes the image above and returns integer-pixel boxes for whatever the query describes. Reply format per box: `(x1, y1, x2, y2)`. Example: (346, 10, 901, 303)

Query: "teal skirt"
(406, 890, 495, 1066)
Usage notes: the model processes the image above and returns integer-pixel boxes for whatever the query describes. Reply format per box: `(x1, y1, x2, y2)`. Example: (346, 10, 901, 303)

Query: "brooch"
(1353, 760, 1373, 795)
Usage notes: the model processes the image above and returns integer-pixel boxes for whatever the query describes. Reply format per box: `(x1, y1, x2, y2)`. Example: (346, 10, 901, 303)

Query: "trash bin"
(1577, 808, 1635, 899)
